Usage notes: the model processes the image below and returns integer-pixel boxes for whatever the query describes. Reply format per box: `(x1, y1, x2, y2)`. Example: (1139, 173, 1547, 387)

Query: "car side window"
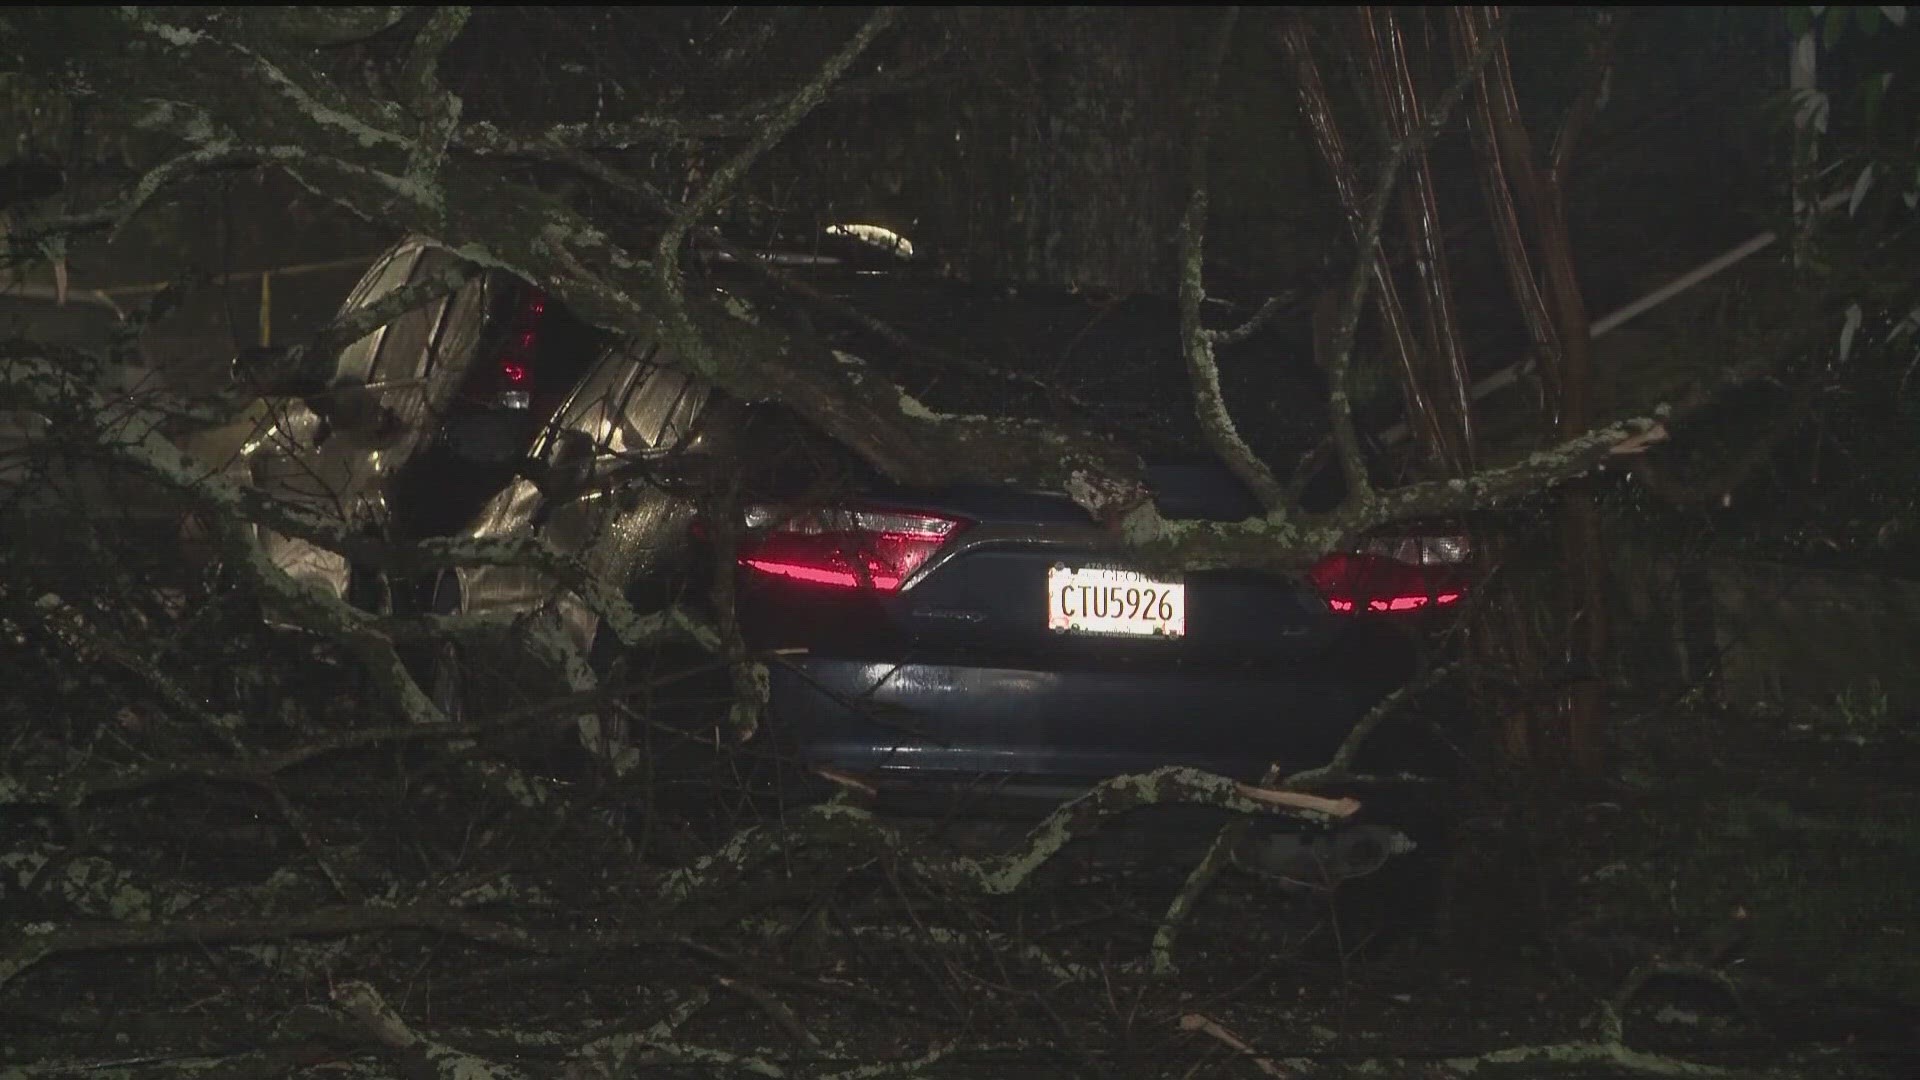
(546, 345, 642, 459)
(365, 251, 451, 387)
(541, 337, 709, 461)
(332, 242, 425, 388)
(616, 358, 708, 453)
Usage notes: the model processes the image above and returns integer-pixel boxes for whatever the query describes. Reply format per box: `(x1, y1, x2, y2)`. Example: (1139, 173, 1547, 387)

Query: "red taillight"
(738, 506, 967, 592)
(1309, 534, 1471, 615)
(490, 289, 547, 409)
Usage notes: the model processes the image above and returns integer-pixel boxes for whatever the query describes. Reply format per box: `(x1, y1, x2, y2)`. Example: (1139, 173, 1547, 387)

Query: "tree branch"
(1288, 659, 1469, 784)
(1204, 293, 1295, 349)
(490, 139, 1098, 411)
(1361, 6, 1476, 472)
(1282, 19, 1447, 460)
(1151, 658, 1466, 973)
(399, 6, 472, 109)
(459, 115, 768, 153)
(1112, 411, 1665, 570)
(1453, 7, 1564, 413)
(6, 146, 256, 244)
(1178, 8, 1291, 511)
(653, 7, 898, 386)
(2, 904, 718, 992)
(0, 708, 543, 808)
(655, 765, 1354, 915)
(1547, 10, 1625, 187)
(1319, 15, 1508, 505)
(671, 8, 895, 239)
(35, 12, 1157, 525)
(397, 6, 472, 180)
(21, 7, 1679, 579)
(334, 979, 537, 1080)
(249, 258, 480, 392)
(5, 345, 678, 648)
(119, 10, 416, 155)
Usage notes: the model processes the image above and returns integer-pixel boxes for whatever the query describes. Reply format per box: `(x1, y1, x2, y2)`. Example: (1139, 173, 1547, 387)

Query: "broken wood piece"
(1232, 782, 1361, 818)
(1607, 421, 1669, 455)
(1179, 1013, 1290, 1078)
(813, 767, 877, 800)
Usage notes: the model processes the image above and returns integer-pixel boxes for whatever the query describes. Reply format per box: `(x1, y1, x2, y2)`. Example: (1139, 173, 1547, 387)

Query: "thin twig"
(1291, 659, 1469, 784)
(1205, 293, 1295, 348)
(655, 7, 897, 275)
(1179, 1013, 1289, 1078)
(266, 258, 478, 389)
(1152, 659, 1466, 971)
(1319, 16, 1508, 506)
(716, 976, 821, 1047)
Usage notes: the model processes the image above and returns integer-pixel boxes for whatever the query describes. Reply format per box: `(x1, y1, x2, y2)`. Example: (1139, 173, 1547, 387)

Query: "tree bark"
(1456, 7, 1611, 772)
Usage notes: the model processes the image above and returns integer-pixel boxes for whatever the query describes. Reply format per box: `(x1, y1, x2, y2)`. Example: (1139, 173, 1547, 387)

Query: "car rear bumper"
(765, 655, 1404, 782)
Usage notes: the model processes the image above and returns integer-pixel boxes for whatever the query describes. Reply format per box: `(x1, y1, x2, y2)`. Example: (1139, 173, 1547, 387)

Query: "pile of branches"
(0, 7, 1843, 1076)
(0, 369, 1752, 1077)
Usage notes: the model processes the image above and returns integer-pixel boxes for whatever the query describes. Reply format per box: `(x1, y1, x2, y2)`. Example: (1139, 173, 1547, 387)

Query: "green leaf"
(1788, 6, 1812, 36)
(1860, 5, 1882, 34)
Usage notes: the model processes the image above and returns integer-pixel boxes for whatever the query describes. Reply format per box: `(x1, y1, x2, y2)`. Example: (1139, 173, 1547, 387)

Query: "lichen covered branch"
(1177, 8, 1291, 512)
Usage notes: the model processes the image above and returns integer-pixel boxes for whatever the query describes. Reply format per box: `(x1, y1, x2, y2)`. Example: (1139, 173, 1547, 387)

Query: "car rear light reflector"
(738, 505, 967, 592)
(1309, 534, 1471, 615)
(491, 289, 547, 407)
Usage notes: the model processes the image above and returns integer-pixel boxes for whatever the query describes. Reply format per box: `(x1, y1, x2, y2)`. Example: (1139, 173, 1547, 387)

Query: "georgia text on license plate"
(1047, 565, 1186, 638)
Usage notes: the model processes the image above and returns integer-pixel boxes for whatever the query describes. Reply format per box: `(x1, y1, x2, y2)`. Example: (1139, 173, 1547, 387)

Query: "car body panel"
(433, 331, 710, 650)
(736, 472, 1346, 667)
(241, 240, 703, 638)
(242, 240, 496, 601)
(766, 656, 1391, 781)
(739, 513, 1427, 781)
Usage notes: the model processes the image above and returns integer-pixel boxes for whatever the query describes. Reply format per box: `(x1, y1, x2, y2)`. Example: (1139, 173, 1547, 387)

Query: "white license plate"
(1047, 565, 1186, 638)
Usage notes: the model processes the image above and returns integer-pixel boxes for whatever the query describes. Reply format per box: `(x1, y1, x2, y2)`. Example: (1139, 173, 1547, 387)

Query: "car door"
(242, 239, 491, 599)
(447, 337, 714, 652)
